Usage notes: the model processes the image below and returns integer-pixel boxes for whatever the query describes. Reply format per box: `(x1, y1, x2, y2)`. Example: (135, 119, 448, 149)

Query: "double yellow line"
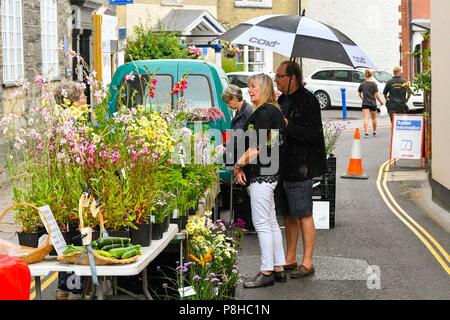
(377, 159, 450, 276)
(29, 272, 58, 300)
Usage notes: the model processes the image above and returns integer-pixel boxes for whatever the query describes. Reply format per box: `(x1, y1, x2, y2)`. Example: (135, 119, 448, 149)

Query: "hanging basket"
(0, 203, 53, 264)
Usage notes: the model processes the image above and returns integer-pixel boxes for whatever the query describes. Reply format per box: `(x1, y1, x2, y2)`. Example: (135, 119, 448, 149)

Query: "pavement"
(1, 109, 449, 300)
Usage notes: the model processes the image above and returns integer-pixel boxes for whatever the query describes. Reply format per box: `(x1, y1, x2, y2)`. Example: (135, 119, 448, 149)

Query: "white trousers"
(248, 181, 286, 271)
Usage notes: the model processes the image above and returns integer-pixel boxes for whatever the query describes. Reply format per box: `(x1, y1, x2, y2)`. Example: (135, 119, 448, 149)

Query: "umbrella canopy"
(220, 14, 376, 69)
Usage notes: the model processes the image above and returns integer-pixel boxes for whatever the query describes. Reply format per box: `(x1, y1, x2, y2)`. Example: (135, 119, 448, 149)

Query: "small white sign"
(172, 209, 179, 219)
(150, 215, 156, 223)
(312, 201, 330, 230)
(391, 114, 424, 160)
(178, 286, 196, 298)
(39, 205, 68, 256)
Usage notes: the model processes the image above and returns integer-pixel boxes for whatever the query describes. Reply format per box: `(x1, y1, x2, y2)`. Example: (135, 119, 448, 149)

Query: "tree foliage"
(125, 24, 191, 62)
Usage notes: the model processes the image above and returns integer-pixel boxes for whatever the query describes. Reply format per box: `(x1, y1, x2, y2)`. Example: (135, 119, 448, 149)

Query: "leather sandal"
(283, 262, 298, 270)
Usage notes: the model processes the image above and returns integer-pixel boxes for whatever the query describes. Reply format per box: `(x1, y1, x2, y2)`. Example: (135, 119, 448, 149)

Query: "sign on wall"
(390, 114, 424, 160)
(109, 0, 134, 5)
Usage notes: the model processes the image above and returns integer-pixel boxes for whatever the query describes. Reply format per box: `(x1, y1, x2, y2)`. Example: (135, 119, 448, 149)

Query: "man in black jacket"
(275, 61, 327, 278)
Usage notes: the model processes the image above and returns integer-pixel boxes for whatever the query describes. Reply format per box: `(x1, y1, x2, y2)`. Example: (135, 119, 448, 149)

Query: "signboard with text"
(390, 114, 424, 160)
(109, 0, 134, 5)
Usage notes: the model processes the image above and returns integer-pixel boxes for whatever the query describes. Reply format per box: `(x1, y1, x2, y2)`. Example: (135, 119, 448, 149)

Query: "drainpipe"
(409, 0, 413, 81)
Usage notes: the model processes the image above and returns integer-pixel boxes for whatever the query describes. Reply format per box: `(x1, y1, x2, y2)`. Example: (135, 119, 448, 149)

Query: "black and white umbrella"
(220, 14, 376, 69)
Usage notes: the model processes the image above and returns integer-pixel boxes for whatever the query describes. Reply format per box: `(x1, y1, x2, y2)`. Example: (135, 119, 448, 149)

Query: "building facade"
(116, 0, 225, 65)
(303, 0, 401, 78)
(0, 0, 73, 115)
(217, 0, 299, 73)
(430, 0, 450, 212)
(399, 0, 430, 81)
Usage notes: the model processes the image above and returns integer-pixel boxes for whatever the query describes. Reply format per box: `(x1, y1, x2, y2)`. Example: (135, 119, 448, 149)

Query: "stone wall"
(0, 0, 72, 175)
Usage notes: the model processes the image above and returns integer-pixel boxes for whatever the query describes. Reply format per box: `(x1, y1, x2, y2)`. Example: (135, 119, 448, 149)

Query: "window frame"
(329, 70, 352, 82)
(40, 0, 59, 79)
(1, 0, 24, 85)
(234, 0, 272, 9)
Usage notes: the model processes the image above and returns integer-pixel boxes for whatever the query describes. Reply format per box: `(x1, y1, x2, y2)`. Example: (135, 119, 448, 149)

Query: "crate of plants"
(58, 236, 142, 266)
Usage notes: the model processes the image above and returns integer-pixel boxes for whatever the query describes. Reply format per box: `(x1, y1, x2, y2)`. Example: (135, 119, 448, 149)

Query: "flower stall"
(0, 54, 242, 299)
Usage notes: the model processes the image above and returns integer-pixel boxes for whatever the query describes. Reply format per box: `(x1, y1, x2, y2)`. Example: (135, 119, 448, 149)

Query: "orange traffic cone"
(341, 128, 369, 179)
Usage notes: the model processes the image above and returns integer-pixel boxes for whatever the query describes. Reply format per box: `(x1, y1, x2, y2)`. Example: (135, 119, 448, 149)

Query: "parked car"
(304, 66, 424, 111)
(226, 71, 281, 103)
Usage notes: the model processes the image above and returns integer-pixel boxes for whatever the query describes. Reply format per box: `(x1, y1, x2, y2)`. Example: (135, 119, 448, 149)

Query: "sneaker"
(364, 132, 369, 138)
(55, 289, 69, 300)
(373, 131, 377, 136)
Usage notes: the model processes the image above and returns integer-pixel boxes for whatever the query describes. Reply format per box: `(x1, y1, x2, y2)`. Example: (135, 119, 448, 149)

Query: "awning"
(411, 19, 430, 32)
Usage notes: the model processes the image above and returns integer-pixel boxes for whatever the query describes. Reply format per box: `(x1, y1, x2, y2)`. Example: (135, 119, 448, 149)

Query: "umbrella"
(220, 14, 376, 69)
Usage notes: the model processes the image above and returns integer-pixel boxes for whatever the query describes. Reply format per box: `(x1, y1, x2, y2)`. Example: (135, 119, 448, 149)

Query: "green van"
(108, 59, 231, 131)
(107, 59, 233, 180)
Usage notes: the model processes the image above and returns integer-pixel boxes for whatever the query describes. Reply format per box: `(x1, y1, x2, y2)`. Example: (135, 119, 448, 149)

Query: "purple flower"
(162, 283, 168, 289)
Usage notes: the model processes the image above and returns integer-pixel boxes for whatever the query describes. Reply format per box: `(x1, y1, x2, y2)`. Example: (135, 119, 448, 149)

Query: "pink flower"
(125, 74, 135, 81)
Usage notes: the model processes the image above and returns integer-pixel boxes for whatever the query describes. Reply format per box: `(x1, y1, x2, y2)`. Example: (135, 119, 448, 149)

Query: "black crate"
(312, 155, 336, 228)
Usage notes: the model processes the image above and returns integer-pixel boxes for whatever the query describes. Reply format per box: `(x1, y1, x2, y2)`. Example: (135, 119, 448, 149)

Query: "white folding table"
(29, 224, 179, 300)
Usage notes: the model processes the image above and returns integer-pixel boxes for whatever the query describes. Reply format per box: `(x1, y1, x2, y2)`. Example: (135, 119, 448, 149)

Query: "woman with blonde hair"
(358, 69, 384, 137)
(232, 73, 287, 288)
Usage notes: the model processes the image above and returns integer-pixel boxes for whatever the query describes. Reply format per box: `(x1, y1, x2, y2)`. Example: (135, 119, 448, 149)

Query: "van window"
(143, 75, 173, 111)
(120, 74, 173, 111)
(183, 75, 213, 109)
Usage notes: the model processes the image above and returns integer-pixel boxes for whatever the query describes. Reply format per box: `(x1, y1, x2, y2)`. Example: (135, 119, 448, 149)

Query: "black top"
(358, 80, 378, 107)
(231, 100, 253, 130)
(383, 76, 410, 104)
(278, 86, 327, 181)
(242, 103, 286, 183)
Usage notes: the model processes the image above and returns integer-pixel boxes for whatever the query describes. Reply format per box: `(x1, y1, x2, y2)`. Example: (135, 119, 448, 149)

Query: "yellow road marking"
(30, 272, 58, 300)
(377, 159, 450, 276)
(382, 161, 450, 264)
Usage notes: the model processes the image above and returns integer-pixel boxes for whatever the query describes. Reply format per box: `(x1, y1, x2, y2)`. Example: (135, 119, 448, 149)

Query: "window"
(236, 45, 265, 72)
(144, 75, 173, 111)
(235, 0, 272, 8)
(311, 71, 330, 80)
(183, 75, 212, 109)
(330, 70, 351, 82)
(352, 71, 365, 83)
(41, 0, 58, 78)
(121, 74, 173, 111)
(1, 0, 24, 84)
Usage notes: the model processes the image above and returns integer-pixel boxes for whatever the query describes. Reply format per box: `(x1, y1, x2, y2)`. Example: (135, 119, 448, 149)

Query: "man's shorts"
(275, 179, 313, 218)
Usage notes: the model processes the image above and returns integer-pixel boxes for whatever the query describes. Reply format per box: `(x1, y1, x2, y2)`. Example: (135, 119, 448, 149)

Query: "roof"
(158, 9, 226, 35)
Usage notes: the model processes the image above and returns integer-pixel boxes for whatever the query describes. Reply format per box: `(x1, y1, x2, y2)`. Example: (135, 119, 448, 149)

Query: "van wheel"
(315, 91, 330, 110)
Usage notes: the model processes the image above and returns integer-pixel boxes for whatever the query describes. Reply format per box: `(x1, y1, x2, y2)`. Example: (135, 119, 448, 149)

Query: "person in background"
(358, 69, 384, 138)
(274, 60, 327, 279)
(383, 66, 412, 122)
(221, 85, 255, 234)
(233, 73, 287, 288)
(53, 80, 87, 300)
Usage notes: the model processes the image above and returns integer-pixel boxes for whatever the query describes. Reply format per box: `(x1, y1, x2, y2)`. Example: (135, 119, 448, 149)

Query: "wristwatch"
(234, 163, 244, 171)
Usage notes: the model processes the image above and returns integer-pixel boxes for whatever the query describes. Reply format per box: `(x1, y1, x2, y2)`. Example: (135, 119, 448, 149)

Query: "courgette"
(96, 237, 131, 249)
(64, 245, 83, 255)
(101, 243, 128, 251)
(121, 248, 139, 259)
(94, 250, 116, 258)
(91, 240, 98, 249)
(108, 245, 141, 258)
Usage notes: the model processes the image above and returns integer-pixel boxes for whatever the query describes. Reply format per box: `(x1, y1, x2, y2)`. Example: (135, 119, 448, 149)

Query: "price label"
(39, 205, 68, 256)
(178, 286, 196, 298)
(150, 215, 156, 223)
(172, 209, 179, 219)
